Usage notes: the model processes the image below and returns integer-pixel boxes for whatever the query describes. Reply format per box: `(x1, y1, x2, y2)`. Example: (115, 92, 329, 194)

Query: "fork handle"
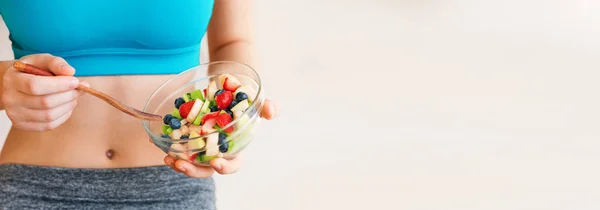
(13, 61, 56, 77)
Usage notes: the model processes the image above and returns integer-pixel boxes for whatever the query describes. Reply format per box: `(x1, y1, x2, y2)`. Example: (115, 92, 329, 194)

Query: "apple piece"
(230, 99, 249, 113)
(187, 131, 206, 150)
(216, 74, 229, 90)
(189, 130, 201, 138)
(205, 133, 219, 156)
(201, 118, 217, 135)
(188, 124, 201, 134)
(234, 113, 250, 130)
(185, 99, 203, 122)
(233, 111, 243, 119)
(207, 80, 218, 101)
(223, 76, 242, 92)
(234, 85, 257, 102)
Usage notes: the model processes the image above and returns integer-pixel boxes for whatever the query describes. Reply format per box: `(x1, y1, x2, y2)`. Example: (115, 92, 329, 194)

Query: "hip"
(0, 163, 216, 210)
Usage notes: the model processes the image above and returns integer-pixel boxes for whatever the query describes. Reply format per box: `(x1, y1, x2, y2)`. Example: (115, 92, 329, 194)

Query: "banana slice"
(205, 133, 219, 156)
(169, 143, 189, 159)
(180, 125, 190, 136)
(186, 99, 204, 122)
(170, 129, 182, 139)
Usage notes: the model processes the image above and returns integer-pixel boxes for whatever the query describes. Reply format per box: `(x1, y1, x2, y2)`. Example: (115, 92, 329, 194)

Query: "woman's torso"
(0, 0, 214, 168)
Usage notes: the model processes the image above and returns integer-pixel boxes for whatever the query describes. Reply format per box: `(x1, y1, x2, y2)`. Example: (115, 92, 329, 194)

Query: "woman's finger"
(19, 89, 84, 109)
(21, 100, 78, 122)
(175, 159, 215, 178)
(260, 99, 278, 120)
(210, 155, 243, 175)
(19, 54, 75, 76)
(164, 156, 185, 173)
(11, 109, 74, 131)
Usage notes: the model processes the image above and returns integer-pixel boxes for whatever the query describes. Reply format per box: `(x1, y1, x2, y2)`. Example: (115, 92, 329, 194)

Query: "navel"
(105, 149, 115, 160)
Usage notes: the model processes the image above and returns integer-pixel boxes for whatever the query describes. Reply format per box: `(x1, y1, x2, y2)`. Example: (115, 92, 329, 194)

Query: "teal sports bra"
(0, 0, 214, 76)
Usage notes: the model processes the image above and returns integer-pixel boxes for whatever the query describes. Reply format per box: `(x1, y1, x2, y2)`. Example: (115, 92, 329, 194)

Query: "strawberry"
(215, 91, 233, 110)
(216, 112, 234, 133)
(189, 153, 198, 162)
(201, 111, 221, 125)
(223, 76, 242, 92)
(178, 100, 195, 119)
(203, 89, 207, 98)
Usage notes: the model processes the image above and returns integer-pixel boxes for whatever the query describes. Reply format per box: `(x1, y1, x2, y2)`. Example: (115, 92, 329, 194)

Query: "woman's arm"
(163, 0, 279, 178)
(0, 60, 15, 110)
(206, 0, 255, 68)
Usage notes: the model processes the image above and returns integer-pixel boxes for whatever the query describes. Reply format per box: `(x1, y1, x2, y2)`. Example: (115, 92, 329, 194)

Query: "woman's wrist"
(207, 40, 255, 76)
(0, 60, 16, 110)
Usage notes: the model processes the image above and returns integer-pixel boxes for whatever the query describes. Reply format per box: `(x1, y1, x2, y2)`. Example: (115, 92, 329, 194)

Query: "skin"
(0, 0, 279, 178)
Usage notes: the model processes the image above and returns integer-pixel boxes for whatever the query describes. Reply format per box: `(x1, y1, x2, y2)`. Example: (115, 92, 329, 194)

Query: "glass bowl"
(142, 61, 264, 166)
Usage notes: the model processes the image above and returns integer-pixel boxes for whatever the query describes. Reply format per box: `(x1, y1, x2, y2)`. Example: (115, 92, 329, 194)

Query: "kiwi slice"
(162, 125, 173, 135)
(171, 109, 182, 120)
(190, 89, 204, 101)
(198, 154, 217, 162)
(183, 93, 192, 102)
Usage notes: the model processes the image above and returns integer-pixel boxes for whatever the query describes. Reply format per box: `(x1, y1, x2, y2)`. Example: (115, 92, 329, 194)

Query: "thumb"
(19, 54, 75, 76)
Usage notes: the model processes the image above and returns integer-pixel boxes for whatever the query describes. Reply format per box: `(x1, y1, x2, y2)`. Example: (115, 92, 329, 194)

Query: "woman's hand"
(164, 99, 279, 178)
(1, 54, 87, 131)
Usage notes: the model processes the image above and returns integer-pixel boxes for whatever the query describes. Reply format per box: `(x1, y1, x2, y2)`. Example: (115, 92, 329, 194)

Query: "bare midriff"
(0, 75, 174, 168)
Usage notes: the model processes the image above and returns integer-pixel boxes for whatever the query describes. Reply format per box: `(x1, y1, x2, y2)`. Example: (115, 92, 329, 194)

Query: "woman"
(0, 1, 278, 209)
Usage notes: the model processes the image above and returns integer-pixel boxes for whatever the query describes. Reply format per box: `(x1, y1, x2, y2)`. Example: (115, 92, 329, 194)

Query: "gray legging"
(0, 163, 216, 209)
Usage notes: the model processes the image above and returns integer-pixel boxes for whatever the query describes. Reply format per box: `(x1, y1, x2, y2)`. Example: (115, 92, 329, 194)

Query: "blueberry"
(174, 97, 185, 109)
(169, 118, 181, 129)
(218, 133, 229, 152)
(218, 133, 227, 142)
(215, 89, 225, 97)
(210, 105, 219, 112)
(180, 135, 189, 139)
(236, 92, 248, 102)
(228, 100, 239, 110)
(225, 110, 234, 118)
(163, 114, 173, 125)
(219, 143, 229, 153)
(161, 134, 170, 139)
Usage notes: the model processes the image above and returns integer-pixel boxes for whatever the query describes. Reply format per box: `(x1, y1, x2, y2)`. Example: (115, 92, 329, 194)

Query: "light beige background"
(2, 0, 600, 209)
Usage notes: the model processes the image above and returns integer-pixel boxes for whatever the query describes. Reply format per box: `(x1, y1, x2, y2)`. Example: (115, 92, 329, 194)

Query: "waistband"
(0, 163, 215, 202)
(12, 44, 201, 77)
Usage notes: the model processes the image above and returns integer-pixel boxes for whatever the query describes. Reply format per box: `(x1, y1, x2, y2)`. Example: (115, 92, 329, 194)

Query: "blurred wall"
(3, 0, 600, 209)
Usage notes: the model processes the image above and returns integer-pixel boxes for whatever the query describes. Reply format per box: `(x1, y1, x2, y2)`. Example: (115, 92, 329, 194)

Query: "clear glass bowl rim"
(141, 60, 263, 144)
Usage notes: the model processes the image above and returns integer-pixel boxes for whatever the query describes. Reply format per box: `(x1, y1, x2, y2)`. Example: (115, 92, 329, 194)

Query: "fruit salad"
(159, 73, 258, 164)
